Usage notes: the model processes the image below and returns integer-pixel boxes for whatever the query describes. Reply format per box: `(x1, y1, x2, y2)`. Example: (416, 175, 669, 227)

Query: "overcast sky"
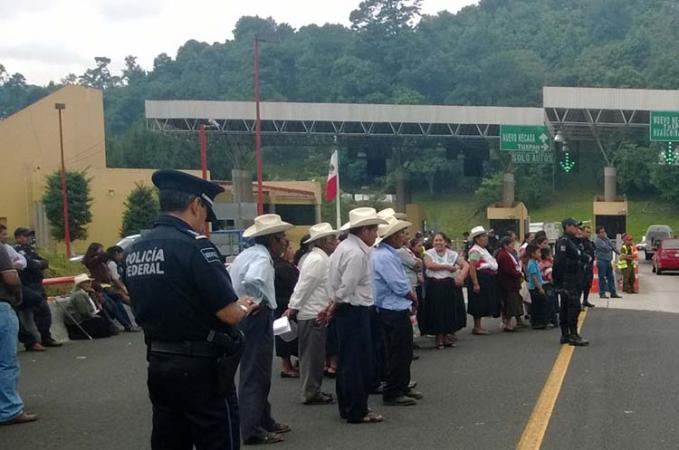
(0, 0, 478, 86)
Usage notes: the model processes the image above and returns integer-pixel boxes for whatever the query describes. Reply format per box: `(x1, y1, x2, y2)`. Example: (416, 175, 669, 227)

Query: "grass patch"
(414, 189, 679, 241)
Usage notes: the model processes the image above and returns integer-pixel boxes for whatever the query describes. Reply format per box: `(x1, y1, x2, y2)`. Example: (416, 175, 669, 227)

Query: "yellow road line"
(516, 308, 589, 450)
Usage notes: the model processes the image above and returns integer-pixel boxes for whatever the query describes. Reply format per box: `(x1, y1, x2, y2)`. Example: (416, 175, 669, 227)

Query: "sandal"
(270, 423, 291, 434)
(350, 411, 384, 424)
(280, 371, 299, 379)
(436, 344, 445, 350)
(472, 329, 489, 336)
(243, 432, 284, 445)
(324, 368, 336, 378)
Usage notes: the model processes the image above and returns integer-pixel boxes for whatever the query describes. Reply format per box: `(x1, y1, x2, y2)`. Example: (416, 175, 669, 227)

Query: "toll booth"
(593, 195, 628, 238)
(487, 202, 529, 240)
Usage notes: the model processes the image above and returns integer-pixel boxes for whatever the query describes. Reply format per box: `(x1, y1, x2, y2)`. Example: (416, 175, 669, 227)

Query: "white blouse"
(424, 248, 459, 279)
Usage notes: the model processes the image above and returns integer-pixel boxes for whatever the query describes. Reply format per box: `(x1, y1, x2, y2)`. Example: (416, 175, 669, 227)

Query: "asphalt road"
(2, 259, 678, 449)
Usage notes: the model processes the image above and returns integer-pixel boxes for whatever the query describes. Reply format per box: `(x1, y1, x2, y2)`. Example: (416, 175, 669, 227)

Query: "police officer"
(14, 228, 62, 348)
(553, 218, 589, 346)
(578, 226, 596, 308)
(125, 170, 256, 450)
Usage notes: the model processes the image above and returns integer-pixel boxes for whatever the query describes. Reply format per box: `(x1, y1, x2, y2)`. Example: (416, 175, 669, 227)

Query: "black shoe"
(383, 396, 416, 406)
(610, 294, 622, 299)
(404, 389, 423, 400)
(568, 335, 589, 346)
(560, 335, 570, 344)
(269, 423, 291, 434)
(599, 294, 608, 299)
(243, 432, 284, 445)
(41, 338, 62, 347)
(583, 302, 596, 308)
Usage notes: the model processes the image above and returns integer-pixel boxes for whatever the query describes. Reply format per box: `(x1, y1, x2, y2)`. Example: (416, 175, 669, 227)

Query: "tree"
(350, 0, 422, 35)
(79, 56, 121, 89)
(120, 183, 159, 237)
(42, 170, 93, 243)
(403, 146, 452, 194)
(612, 143, 656, 194)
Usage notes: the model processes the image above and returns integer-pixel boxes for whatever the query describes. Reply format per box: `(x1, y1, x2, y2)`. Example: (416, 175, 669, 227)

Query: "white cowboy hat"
(469, 225, 488, 240)
(73, 273, 94, 286)
(340, 207, 388, 231)
(378, 208, 408, 221)
(243, 214, 293, 238)
(377, 216, 412, 241)
(304, 222, 339, 244)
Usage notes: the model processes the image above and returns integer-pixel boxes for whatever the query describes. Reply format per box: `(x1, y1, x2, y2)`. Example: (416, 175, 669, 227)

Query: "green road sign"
(500, 125, 550, 152)
(650, 111, 679, 142)
(511, 152, 554, 164)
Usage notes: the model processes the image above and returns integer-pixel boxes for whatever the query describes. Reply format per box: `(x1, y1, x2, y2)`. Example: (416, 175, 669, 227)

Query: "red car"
(652, 238, 679, 275)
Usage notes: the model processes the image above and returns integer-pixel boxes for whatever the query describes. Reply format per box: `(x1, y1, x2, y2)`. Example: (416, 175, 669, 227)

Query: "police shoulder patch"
(200, 247, 221, 263)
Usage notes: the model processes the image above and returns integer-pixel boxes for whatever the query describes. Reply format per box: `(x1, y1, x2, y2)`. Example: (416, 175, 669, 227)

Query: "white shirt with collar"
(327, 233, 373, 307)
(288, 247, 330, 320)
(228, 243, 277, 309)
(3, 243, 26, 270)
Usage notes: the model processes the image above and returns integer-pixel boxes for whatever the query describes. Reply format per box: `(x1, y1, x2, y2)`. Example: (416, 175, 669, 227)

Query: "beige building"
(0, 85, 322, 255)
(0, 85, 203, 254)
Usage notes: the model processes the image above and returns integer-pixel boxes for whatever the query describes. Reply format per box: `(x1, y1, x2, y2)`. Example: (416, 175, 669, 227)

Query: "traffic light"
(558, 142, 578, 173)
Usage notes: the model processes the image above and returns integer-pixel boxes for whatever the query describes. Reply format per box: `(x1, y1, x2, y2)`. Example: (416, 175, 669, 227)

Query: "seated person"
(64, 274, 118, 340)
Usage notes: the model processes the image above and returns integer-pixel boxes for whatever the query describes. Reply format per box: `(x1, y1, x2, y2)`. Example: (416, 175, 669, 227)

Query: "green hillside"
(416, 190, 679, 241)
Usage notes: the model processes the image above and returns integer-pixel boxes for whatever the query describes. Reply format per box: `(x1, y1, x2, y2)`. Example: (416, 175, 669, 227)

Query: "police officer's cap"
(561, 217, 582, 229)
(14, 227, 35, 238)
(152, 170, 224, 222)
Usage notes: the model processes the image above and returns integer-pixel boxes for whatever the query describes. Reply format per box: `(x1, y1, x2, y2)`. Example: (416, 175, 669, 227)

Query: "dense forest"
(2, 0, 679, 205)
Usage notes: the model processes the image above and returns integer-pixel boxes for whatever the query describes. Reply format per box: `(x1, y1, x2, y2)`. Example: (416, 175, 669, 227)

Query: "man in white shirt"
(285, 223, 338, 405)
(229, 214, 293, 445)
(326, 208, 387, 424)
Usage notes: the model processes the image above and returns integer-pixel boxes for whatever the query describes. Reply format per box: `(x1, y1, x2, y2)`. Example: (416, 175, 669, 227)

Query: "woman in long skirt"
(496, 236, 524, 332)
(467, 226, 501, 335)
(274, 242, 300, 378)
(420, 232, 469, 349)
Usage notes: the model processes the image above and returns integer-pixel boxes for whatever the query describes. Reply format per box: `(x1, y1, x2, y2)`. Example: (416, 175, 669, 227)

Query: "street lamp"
(55, 102, 72, 257)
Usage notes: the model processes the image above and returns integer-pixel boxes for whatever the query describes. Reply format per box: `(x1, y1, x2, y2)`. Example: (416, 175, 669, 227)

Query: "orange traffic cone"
(590, 263, 599, 294)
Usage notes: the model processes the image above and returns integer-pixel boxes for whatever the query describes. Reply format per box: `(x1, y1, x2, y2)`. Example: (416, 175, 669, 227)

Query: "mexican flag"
(326, 150, 338, 202)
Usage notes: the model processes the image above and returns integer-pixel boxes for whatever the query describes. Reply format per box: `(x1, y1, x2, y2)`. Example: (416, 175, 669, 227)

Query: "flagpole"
(334, 136, 341, 230)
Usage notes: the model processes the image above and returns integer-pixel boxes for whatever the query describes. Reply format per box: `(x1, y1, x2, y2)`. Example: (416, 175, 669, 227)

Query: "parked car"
(69, 234, 141, 263)
(638, 225, 673, 261)
(652, 238, 679, 275)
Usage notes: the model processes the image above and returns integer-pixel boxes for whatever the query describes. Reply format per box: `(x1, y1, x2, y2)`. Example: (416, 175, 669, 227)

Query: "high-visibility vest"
(617, 244, 635, 269)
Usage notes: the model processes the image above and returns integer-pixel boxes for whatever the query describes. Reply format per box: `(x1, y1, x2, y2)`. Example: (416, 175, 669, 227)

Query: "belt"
(149, 340, 222, 358)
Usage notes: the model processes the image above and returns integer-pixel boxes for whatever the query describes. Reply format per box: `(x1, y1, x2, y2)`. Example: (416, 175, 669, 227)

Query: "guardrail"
(43, 276, 75, 286)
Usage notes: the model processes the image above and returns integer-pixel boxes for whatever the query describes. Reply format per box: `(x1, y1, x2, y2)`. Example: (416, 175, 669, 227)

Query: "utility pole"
(254, 38, 264, 215)
(55, 103, 72, 257)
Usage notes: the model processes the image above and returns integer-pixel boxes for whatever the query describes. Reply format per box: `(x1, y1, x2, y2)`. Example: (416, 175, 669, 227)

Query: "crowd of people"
(0, 170, 632, 449)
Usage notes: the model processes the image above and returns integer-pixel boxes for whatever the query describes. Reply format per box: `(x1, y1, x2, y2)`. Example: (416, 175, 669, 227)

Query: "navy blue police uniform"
(14, 228, 59, 346)
(553, 218, 590, 346)
(124, 170, 243, 450)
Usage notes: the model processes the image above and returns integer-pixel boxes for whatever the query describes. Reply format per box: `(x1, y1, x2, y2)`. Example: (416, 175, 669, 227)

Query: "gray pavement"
(2, 260, 678, 449)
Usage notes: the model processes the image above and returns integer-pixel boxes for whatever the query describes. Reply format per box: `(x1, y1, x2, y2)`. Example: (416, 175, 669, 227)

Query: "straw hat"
(377, 208, 408, 221)
(304, 223, 339, 244)
(243, 214, 293, 238)
(469, 226, 489, 240)
(378, 216, 412, 241)
(340, 207, 388, 231)
(73, 273, 93, 287)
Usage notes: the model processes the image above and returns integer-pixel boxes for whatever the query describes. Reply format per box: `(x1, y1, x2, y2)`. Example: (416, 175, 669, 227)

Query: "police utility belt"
(149, 329, 244, 359)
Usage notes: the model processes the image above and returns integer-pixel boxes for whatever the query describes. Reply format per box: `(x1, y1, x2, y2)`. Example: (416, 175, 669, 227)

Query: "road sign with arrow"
(500, 125, 551, 152)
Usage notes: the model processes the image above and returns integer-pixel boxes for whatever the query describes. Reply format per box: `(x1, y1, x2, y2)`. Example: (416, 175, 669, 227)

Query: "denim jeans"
(596, 260, 617, 296)
(0, 302, 24, 422)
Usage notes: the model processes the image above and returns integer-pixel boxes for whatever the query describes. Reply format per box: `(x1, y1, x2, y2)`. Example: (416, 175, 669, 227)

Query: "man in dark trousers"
(125, 169, 256, 450)
(13, 228, 62, 348)
(579, 226, 596, 308)
(553, 218, 590, 347)
(228, 214, 294, 445)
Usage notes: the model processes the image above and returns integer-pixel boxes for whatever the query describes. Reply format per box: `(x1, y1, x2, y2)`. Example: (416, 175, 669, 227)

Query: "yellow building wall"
(0, 85, 106, 237)
(0, 85, 204, 254)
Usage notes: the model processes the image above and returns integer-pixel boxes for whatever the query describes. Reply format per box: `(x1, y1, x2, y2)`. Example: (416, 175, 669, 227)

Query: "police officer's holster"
(149, 328, 245, 396)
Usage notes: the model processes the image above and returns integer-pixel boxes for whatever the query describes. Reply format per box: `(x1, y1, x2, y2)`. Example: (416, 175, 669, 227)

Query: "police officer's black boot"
(560, 325, 570, 344)
(568, 325, 589, 347)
